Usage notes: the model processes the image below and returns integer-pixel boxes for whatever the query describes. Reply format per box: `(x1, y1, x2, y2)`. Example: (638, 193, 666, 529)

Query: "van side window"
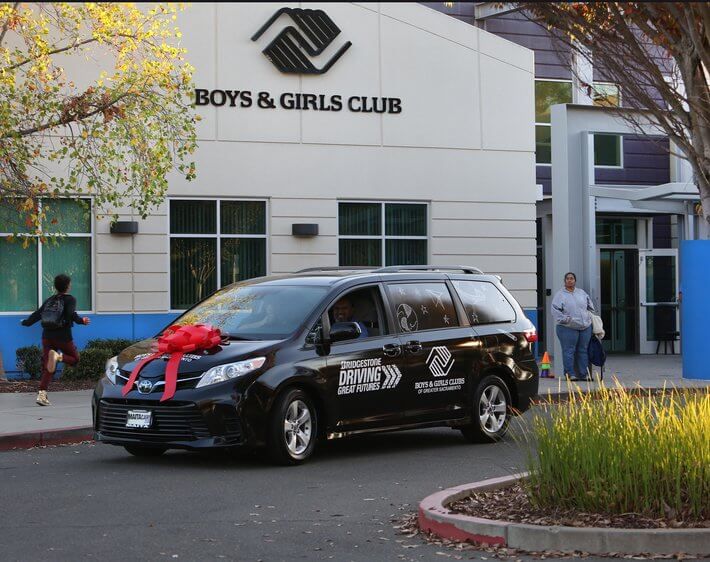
(451, 280, 516, 325)
(386, 282, 459, 333)
(328, 286, 387, 338)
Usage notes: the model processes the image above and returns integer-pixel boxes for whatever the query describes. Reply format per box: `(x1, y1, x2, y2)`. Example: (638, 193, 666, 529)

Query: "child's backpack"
(40, 295, 67, 329)
(588, 334, 607, 367)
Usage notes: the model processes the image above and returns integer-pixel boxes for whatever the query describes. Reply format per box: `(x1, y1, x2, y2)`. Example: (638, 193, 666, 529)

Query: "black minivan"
(93, 266, 539, 464)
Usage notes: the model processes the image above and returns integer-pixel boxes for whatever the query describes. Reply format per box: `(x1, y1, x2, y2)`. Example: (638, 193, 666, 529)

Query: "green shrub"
(16, 345, 42, 379)
(517, 383, 709, 520)
(62, 347, 116, 381)
(85, 338, 136, 355)
(62, 339, 138, 381)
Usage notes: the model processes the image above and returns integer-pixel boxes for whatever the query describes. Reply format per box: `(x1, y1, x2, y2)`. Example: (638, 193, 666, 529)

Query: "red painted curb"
(418, 505, 507, 546)
(0, 426, 94, 451)
(418, 476, 521, 547)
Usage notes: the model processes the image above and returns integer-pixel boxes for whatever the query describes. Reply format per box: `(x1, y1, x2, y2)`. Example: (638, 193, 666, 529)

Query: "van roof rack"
(374, 265, 484, 274)
(296, 266, 374, 273)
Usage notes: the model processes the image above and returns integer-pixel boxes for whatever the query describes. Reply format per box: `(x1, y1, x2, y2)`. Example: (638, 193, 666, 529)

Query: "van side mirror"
(329, 322, 361, 343)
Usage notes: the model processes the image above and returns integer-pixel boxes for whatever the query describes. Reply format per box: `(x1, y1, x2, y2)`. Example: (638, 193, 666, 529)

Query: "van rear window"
(452, 280, 516, 325)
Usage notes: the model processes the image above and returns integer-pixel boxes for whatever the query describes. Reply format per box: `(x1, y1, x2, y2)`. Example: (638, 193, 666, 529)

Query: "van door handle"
(382, 343, 402, 357)
(404, 340, 423, 354)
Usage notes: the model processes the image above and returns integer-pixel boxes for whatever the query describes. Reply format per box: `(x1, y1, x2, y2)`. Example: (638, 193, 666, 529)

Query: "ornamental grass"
(517, 382, 709, 521)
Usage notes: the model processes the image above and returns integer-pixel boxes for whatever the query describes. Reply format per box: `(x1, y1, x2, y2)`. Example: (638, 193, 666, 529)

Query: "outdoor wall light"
(110, 221, 139, 235)
(292, 223, 319, 237)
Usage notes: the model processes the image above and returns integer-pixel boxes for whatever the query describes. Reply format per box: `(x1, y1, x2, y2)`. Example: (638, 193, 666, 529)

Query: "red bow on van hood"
(122, 324, 222, 402)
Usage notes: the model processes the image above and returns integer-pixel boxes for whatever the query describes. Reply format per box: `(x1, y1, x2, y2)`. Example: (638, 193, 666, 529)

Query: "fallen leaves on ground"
(448, 484, 709, 530)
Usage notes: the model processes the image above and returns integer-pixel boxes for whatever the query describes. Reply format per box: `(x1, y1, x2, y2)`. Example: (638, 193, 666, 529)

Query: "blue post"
(680, 240, 710, 380)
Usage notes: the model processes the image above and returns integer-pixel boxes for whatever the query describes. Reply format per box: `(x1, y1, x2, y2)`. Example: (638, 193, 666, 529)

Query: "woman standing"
(551, 272, 595, 381)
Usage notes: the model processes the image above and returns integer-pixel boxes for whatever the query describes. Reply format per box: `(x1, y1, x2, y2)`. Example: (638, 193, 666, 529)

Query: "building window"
(592, 83, 621, 107)
(596, 218, 637, 245)
(0, 199, 92, 312)
(535, 80, 573, 164)
(169, 199, 267, 310)
(594, 134, 623, 167)
(338, 202, 428, 267)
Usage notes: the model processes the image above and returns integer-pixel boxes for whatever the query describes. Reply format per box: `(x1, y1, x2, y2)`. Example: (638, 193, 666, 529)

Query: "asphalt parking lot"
(1, 426, 531, 562)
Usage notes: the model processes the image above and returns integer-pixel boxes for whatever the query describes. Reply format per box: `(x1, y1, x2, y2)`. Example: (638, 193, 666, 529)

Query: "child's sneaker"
(36, 390, 51, 406)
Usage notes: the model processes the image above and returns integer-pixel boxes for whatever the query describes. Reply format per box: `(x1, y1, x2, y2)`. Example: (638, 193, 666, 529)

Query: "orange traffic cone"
(539, 351, 554, 378)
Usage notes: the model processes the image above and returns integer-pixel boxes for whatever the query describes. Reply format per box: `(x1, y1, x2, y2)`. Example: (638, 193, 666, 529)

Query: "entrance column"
(550, 105, 593, 375)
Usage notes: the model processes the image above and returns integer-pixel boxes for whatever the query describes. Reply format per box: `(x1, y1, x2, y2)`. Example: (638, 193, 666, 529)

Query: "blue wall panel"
(680, 241, 710, 380)
(524, 308, 539, 358)
(1, 313, 178, 377)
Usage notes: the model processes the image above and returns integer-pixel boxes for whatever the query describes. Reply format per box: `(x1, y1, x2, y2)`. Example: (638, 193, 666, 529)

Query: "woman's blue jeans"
(555, 324, 593, 377)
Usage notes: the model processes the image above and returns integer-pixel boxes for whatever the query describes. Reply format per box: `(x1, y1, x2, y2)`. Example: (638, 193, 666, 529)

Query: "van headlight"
(196, 357, 266, 388)
(105, 356, 119, 384)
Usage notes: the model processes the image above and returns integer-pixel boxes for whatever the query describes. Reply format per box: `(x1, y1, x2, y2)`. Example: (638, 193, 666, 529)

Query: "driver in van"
(331, 297, 369, 338)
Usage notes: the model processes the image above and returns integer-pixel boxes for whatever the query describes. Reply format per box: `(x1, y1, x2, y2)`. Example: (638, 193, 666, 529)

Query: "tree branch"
(3, 91, 132, 139)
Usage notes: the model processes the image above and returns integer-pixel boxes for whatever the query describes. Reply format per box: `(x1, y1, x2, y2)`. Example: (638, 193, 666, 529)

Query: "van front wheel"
(460, 375, 512, 443)
(267, 388, 317, 465)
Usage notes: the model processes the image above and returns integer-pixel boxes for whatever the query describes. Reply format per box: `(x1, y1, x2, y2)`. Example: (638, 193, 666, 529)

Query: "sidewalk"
(0, 390, 94, 450)
(538, 354, 709, 396)
(0, 355, 707, 450)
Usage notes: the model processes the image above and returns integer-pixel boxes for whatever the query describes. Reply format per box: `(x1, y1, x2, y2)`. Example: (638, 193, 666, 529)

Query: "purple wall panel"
(652, 215, 672, 249)
(536, 165, 552, 195)
(595, 135, 670, 186)
(483, 11, 572, 80)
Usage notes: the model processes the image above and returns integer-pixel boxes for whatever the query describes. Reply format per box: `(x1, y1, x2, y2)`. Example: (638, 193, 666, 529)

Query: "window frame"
(168, 197, 269, 313)
(337, 200, 430, 267)
(0, 197, 94, 315)
(593, 133, 624, 169)
(384, 280, 462, 334)
(535, 78, 574, 166)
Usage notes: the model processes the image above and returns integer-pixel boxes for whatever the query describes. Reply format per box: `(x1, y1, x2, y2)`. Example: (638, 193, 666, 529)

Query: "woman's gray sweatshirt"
(551, 287, 594, 330)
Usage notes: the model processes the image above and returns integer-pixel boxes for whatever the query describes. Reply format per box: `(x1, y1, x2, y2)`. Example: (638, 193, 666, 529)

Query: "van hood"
(116, 338, 281, 378)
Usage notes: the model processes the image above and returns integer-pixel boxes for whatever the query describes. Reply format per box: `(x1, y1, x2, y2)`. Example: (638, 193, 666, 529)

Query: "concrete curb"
(418, 474, 710, 556)
(534, 384, 709, 405)
(0, 426, 94, 452)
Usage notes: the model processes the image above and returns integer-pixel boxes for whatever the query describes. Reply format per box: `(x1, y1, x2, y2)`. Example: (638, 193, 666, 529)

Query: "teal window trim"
(338, 201, 429, 267)
(168, 198, 269, 312)
(0, 198, 94, 314)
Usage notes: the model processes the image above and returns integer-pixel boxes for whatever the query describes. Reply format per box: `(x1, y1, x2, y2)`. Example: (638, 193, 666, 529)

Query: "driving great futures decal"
(337, 358, 402, 395)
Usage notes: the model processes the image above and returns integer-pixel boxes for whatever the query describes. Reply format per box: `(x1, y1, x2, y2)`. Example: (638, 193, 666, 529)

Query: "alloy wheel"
(478, 384, 507, 433)
(283, 399, 312, 456)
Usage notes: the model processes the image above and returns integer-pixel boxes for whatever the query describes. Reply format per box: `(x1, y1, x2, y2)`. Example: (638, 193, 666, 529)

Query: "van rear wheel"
(267, 388, 317, 465)
(460, 375, 512, 443)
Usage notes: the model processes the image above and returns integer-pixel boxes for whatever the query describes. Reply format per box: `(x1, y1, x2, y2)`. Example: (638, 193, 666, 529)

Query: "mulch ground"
(447, 483, 709, 530)
(0, 379, 97, 393)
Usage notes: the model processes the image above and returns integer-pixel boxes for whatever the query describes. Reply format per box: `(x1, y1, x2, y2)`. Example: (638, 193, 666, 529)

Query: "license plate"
(126, 410, 152, 429)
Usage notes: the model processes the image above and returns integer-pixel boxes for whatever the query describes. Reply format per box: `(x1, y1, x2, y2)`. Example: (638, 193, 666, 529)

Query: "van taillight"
(523, 329, 538, 343)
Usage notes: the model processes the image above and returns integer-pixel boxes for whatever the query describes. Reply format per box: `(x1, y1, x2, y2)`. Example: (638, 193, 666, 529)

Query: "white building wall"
(90, 2, 537, 311)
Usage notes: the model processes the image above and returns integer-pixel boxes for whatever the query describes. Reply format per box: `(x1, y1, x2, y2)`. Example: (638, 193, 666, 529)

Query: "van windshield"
(174, 285, 328, 340)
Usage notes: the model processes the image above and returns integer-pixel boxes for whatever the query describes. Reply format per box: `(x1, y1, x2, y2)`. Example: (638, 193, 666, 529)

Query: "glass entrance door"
(639, 250, 679, 354)
(599, 249, 638, 352)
